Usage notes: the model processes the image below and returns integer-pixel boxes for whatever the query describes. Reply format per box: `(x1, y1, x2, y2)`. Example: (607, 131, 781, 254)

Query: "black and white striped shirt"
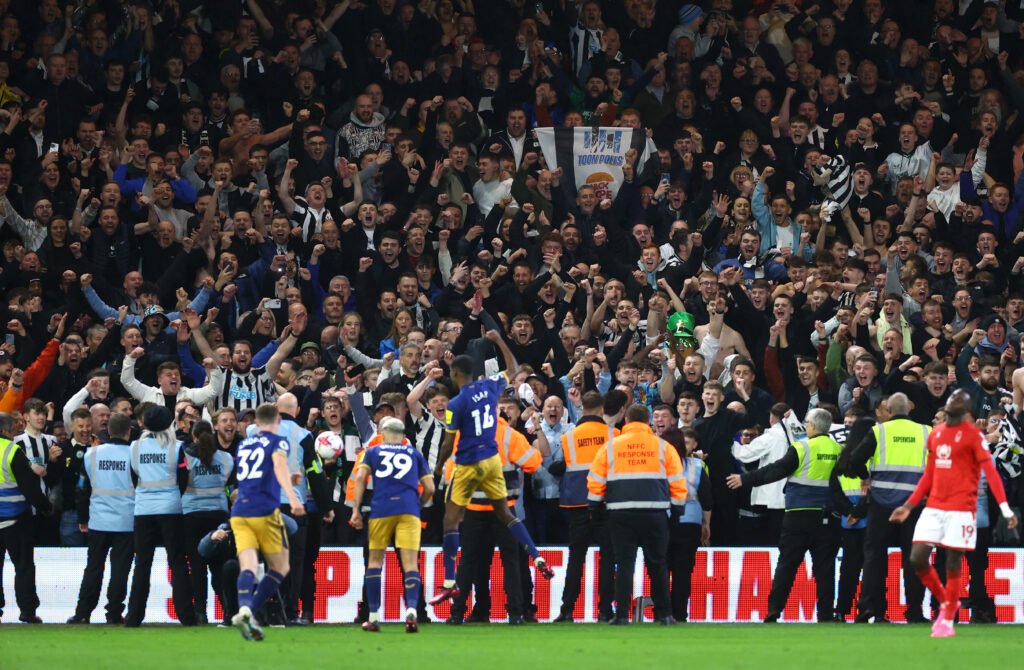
(815, 155, 852, 209)
(289, 196, 335, 244)
(407, 407, 444, 475)
(14, 431, 57, 497)
(217, 366, 277, 412)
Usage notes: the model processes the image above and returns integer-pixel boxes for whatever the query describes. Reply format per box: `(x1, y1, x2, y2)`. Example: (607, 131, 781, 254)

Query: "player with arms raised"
(229, 403, 306, 641)
(430, 330, 554, 605)
(891, 389, 1018, 638)
(350, 416, 435, 633)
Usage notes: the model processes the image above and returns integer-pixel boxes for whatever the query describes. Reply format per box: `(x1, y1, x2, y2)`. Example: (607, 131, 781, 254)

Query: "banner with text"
(10, 547, 1024, 624)
(535, 126, 657, 202)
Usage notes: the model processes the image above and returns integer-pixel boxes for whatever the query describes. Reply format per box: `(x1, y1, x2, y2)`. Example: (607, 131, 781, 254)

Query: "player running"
(430, 331, 554, 606)
(891, 389, 1018, 638)
(350, 417, 435, 633)
(229, 404, 306, 641)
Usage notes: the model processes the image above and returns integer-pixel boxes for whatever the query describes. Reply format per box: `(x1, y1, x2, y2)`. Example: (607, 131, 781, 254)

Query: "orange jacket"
(0, 385, 21, 413)
(465, 418, 541, 512)
(587, 422, 687, 511)
(7, 340, 59, 411)
(560, 418, 619, 508)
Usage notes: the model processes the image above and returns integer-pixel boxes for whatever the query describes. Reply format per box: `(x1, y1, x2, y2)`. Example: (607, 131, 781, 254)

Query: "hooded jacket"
(338, 111, 386, 161)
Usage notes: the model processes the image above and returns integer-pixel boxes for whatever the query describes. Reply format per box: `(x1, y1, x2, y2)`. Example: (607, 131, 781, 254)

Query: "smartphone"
(4, 333, 14, 345)
(380, 142, 392, 153)
(265, 299, 281, 309)
(661, 172, 671, 183)
(535, 2, 544, 13)
(347, 364, 366, 377)
(221, 259, 231, 271)
(49, 142, 59, 154)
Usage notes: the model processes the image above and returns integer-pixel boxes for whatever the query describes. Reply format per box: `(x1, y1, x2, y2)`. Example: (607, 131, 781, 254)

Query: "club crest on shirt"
(936, 443, 953, 469)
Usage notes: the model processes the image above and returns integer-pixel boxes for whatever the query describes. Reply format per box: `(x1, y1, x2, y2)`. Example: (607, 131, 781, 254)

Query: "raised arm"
(408, 362, 444, 420)
(120, 348, 158, 401)
(266, 312, 307, 379)
(278, 158, 299, 215)
(485, 329, 518, 381)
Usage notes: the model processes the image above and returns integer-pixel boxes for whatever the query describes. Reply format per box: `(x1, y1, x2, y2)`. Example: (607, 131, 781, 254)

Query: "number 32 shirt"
(232, 430, 289, 518)
(359, 443, 430, 519)
(445, 377, 506, 466)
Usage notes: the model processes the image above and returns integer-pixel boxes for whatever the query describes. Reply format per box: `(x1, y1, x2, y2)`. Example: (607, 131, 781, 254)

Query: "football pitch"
(4, 623, 1022, 669)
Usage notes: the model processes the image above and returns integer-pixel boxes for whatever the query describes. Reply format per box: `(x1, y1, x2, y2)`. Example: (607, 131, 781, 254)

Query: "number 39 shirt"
(445, 376, 507, 465)
(359, 443, 430, 519)
(232, 430, 289, 518)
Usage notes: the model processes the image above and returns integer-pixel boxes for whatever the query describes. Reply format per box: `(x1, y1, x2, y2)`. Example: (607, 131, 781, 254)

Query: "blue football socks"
(507, 518, 540, 560)
(237, 570, 256, 610)
(442, 529, 460, 583)
(404, 570, 422, 611)
(366, 568, 383, 620)
(250, 570, 285, 612)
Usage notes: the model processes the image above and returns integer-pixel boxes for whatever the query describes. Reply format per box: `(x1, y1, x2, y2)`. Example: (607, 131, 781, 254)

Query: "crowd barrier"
(7, 547, 1023, 623)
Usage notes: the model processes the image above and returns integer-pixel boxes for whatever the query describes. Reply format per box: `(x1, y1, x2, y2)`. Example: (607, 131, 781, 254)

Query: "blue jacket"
(752, 181, 811, 259)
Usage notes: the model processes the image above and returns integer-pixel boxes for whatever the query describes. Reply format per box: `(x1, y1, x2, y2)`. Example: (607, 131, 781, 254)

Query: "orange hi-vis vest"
(441, 419, 541, 512)
(587, 422, 687, 511)
(345, 433, 411, 513)
(560, 419, 618, 508)
(467, 419, 541, 512)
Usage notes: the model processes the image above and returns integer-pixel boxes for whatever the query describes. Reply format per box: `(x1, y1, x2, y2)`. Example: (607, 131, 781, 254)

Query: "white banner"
(535, 126, 656, 201)
(7, 547, 1024, 623)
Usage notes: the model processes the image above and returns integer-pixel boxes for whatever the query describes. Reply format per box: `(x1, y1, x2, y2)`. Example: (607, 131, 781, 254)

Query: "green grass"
(4, 624, 1023, 669)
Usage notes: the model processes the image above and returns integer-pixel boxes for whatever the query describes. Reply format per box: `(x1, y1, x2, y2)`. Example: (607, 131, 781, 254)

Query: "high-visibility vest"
(587, 422, 687, 511)
(0, 438, 29, 519)
(85, 443, 135, 532)
(131, 436, 182, 516)
(182, 450, 233, 515)
(784, 434, 841, 510)
(868, 418, 929, 508)
(559, 421, 617, 508)
(467, 420, 541, 512)
(679, 456, 706, 525)
(837, 475, 867, 529)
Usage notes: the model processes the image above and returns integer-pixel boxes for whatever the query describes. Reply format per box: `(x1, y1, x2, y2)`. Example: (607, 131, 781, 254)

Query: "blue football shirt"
(445, 376, 506, 465)
(231, 430, 289, 517)
(359, 442, 429, 519)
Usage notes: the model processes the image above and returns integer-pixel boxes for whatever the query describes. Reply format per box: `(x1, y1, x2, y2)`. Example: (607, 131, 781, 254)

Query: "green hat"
(667, 311, 696, 351)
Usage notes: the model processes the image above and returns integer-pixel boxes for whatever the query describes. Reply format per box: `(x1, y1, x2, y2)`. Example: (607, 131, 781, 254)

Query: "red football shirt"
(907, 422, 1001, 513)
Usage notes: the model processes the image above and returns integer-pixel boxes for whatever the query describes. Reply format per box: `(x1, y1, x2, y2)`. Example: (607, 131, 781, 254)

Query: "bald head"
(277, 392, 298, 416)
(887, 392, 910, 417)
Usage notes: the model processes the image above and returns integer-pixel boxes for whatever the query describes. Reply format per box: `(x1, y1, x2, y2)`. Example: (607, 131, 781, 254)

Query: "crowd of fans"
(2, 0, 1024, 624)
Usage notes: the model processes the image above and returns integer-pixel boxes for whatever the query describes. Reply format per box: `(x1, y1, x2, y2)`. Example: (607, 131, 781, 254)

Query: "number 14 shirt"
(359, 443, 430, 519)
(445, 377, 506, 465)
